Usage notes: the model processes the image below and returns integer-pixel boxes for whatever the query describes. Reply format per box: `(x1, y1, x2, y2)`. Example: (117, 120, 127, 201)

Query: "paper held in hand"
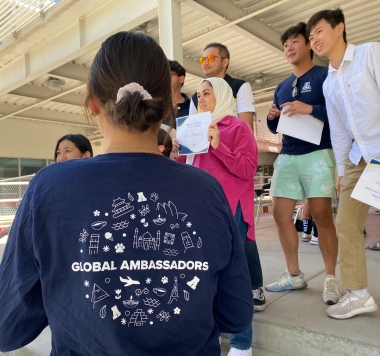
(176, 112, 211, 156)
(276, 108, 324, 145)
(351, 159, 380, 210)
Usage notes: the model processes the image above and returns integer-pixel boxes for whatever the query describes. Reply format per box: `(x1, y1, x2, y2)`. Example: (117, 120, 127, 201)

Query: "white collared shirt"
(323, 42, 380, 176)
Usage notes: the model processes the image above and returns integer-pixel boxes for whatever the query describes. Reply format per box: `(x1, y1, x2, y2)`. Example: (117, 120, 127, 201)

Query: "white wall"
(0, 118, 98, 159)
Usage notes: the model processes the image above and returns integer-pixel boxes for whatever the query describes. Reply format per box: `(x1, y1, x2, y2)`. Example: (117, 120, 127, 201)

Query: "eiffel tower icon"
(168, 277, 179, 304)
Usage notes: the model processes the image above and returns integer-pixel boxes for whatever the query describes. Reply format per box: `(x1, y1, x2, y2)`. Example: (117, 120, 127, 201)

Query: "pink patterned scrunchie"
(116, 82, 152, 103)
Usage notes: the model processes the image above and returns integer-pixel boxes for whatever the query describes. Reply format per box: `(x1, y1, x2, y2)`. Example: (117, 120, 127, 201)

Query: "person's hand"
(267, 104, 281, 120)
(208, 123, 220, 149)
(171, 138, 180, 158)
(337, 176, 343, 195)
(281, 101, 313, 117)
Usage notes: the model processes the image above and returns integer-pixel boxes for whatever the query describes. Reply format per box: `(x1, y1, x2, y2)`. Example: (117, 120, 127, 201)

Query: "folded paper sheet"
(277, 109, 324, 145)
(351, 159, 380, 210)
(176, 112, 211, 155)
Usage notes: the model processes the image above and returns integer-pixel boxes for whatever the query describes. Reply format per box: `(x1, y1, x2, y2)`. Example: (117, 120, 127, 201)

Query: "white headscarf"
(186, 77, 237, 165)
(199, 77, 237, 123)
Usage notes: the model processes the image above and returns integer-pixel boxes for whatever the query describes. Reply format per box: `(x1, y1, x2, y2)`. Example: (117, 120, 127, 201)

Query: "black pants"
(244, 240, 263, 289)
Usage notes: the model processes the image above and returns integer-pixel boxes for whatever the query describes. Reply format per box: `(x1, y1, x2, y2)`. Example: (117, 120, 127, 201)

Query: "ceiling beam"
(0, 84, 87, 121)
(183, 0, 326, 66)
(0, 0, 158, 96)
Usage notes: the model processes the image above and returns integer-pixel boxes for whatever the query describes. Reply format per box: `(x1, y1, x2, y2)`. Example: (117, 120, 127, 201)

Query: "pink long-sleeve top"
(176, 115, 258, 241)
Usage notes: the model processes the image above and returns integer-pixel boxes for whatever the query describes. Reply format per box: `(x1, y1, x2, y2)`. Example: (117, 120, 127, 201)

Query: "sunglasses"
(292, 77, 299, 97)
(198, 54, 225, 66)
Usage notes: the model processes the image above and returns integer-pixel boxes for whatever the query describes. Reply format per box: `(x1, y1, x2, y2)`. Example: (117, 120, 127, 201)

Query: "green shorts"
(270, 149, 336, 200)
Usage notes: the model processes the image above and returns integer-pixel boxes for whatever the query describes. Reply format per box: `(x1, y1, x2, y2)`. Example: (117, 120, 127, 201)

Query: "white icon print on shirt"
(137, 192, 147, 202)
(187, 276, 200, 290)
(79, 229, 89, 243)
(115, 243, 125, 253)
(111, 305, 121, 319)
(89, 234, 100, 255)
(120, 276, 140, 287)
(91, 221, 107, 230)
(181, 232, 194, 253)
(112, 198, 134, 218)
(91, 283, 109, 309)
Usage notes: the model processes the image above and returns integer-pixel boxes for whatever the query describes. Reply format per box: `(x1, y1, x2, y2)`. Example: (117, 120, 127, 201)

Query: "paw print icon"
(115, 243, 125, 253)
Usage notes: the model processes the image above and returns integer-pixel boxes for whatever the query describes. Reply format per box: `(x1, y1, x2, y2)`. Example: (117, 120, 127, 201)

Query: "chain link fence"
(0, 174, 34, 228)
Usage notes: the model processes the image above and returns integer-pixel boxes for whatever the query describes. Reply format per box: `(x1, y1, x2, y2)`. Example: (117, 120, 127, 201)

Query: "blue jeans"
(230, 202, 253, 350)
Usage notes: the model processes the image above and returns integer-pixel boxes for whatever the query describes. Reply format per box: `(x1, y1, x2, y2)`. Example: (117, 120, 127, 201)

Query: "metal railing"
(0, 174, 34, 224)
(253, 121, 282, 144)
(0, 0, 57, 44)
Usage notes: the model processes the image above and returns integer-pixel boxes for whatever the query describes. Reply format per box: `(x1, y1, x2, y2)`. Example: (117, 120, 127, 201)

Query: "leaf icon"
(99, 305, 106, 319)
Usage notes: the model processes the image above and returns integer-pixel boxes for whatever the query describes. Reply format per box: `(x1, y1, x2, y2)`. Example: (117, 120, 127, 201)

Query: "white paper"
(176, 112, 211, 155)
(351, 159, 380, 210)
(277, 108, 324, 145)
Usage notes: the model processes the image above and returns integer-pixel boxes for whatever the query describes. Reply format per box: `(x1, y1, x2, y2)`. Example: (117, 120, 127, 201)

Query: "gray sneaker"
(265, 269, 308, 292)
(326, 291, 378, 319)
(323, 275, 344, 305)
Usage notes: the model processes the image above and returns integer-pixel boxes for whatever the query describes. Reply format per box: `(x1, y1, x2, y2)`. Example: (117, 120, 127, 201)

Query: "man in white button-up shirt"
(307, 8, 379, 320)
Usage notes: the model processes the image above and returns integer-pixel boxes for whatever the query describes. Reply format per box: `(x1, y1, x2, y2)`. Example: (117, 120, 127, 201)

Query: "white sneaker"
(227, 347, 252, 356)
(323, 275, 344, 305)
(326, 291, 378, 319)
(309, 235, 318, 245)
(265, 269, 308, 292)
(301, 232, 312, 241)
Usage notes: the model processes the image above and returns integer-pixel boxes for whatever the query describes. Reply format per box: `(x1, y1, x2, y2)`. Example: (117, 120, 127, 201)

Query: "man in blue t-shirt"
(265, 22, 342, 306)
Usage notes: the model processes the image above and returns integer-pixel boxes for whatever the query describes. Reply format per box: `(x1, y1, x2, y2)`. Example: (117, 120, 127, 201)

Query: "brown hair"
(157, 128, 172, 158)
(85, 32, 175, 132)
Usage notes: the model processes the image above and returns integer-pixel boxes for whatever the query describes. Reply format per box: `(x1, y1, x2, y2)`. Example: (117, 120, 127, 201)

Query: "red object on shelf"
(263, 207, 268, 213)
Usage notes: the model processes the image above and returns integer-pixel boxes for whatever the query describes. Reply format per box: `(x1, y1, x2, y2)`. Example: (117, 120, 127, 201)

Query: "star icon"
(147, 308, 154, 314)
(93, 210, 100, 216)
(121, 318, 126, 325)
(174, 307, 181, 315)
(130, 214, 136, 220)
(84, 280, 90, 287)
(186, 221, 192, 228)
(103, 245, 110, 252)
(145, 278, 152, 284)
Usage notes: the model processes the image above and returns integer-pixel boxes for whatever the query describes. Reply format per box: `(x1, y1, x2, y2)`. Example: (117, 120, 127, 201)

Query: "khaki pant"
(336, 158, 370, 290)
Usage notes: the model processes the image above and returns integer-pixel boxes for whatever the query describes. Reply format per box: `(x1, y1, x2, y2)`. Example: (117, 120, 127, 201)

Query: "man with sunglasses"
(189, 42, 255, 128)
(265, 23, 341, 306)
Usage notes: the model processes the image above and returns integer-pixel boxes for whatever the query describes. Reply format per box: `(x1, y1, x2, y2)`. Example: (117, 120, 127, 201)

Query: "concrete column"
(158, 0, 183, 63)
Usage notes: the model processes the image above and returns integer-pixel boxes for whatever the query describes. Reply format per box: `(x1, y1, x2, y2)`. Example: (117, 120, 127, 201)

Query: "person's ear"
(87, 83, 100, 115)
(179, 75, 185, 86)
(223, 57, 229, 69)
(83, 151, 92, 158)
(158, 145, 165, 153)
(336, 22, 345, 37)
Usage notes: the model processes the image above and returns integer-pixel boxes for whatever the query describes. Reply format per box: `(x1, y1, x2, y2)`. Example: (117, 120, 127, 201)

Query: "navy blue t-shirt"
(267, 65, 332, 155)
(0, 153, 253, 356)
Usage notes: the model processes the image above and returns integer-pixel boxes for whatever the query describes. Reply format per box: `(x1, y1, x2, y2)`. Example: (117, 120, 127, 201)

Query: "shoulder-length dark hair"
(54, 134, 93, 161)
